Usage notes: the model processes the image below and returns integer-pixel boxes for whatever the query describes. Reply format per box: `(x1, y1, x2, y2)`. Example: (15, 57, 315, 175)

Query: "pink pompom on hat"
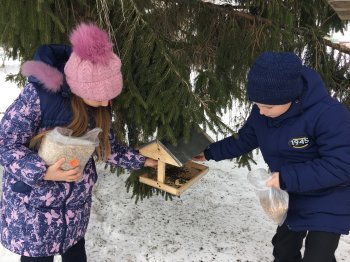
(64, 23, 123, 101)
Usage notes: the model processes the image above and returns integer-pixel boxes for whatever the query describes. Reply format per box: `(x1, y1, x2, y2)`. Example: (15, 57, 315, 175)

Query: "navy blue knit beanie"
(247, 52, 303, 105)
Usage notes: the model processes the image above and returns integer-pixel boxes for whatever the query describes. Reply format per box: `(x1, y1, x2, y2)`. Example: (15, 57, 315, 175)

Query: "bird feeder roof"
(139, 128, 214, 167)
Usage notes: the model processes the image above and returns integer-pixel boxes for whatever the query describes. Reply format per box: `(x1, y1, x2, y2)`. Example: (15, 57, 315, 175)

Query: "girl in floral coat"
(0, 23, 156, 261)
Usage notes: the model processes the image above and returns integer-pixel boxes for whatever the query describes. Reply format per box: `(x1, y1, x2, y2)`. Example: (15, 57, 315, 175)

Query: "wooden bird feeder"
(328, 0, 350, 20)
(139, 128, 214, 196)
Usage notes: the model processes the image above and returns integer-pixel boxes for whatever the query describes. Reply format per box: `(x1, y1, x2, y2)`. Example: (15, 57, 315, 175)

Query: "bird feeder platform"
(139, 160, 209, 196)
(138, 128, 213, 196)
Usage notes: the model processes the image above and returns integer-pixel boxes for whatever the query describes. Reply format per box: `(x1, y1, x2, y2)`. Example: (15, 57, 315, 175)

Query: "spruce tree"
(1, 0, 349, 201)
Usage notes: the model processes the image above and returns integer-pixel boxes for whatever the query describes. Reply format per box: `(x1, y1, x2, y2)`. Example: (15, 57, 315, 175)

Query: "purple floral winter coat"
(0, 46, 145, 257)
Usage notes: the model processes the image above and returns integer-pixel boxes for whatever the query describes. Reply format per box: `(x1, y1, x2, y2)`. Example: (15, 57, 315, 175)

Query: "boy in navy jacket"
(195, 52, 350, 262)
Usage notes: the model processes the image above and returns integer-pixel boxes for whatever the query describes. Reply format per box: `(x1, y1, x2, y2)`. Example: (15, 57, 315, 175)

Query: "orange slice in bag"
(69, 158, 80, 168)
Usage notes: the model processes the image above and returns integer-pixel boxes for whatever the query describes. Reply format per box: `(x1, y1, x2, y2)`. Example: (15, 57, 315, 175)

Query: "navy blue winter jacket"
(205, 67, 350, 234)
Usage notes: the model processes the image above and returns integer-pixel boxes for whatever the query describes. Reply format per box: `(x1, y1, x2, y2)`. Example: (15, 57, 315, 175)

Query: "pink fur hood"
(21, 60, 64, 93)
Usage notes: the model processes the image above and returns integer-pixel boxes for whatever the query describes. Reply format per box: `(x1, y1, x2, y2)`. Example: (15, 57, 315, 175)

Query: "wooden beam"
(139, 141, 181, 166)
(201, 0, 350, 55)
(324, 38, 350, 55)
(157, 161, 166, 183)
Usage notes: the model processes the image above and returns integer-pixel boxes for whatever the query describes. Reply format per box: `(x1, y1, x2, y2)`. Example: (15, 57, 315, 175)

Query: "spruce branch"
(201, 0, 349, 55)
(124, 1, 230, 134)
(125, 168, 173, 203)
(96, 0, 121, 56)
(324, 39, 350, 55)
(127, 0, 230, 128)
(200, 0, 272, 25)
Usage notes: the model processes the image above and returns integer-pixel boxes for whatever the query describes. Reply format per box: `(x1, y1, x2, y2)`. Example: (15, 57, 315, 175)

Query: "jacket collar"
(267, 99, 303, 127)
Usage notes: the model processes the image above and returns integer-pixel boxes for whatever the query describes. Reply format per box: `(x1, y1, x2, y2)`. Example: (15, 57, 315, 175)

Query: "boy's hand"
(192, 152, 206, 161)
(44, 157, 82, 182)
(266, 172, 280, 189)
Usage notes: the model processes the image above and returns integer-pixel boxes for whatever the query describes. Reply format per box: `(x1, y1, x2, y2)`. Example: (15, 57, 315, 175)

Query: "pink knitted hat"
(64, 23, 123, 101)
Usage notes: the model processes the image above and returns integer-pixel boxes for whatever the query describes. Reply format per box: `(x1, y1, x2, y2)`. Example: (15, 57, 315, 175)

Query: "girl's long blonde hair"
(30, 94, 111, 162)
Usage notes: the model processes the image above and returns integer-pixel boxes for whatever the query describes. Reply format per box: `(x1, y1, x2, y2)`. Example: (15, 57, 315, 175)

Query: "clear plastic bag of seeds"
(38, 127, 102, 170)
(247, 168, 289, 225)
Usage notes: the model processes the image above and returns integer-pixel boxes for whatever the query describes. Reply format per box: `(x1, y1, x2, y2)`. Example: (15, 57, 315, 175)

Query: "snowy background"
(1, 43, 350, 262)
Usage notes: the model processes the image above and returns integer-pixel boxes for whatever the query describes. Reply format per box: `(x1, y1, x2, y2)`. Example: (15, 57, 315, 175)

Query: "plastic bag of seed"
(38, 127, 102, 170)
(247, 168, 289, 225)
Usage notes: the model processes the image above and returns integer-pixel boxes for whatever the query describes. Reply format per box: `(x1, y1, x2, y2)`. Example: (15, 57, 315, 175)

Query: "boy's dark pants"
(273, 224, 341, 262)
(20, 238, 87, 262)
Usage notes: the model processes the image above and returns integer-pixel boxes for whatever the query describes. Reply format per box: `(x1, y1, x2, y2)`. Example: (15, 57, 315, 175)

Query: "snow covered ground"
(1, 159, 350, 262)
(1, 50, 350, 262)
(0, 55, 21, 114)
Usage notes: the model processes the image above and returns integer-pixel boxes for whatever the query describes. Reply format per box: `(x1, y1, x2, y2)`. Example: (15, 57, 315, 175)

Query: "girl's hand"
(266, 172, 280, 189)
(192, 152, 206, 161)
(44, 158, 82, 182)
(144, 158, 158, 168)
